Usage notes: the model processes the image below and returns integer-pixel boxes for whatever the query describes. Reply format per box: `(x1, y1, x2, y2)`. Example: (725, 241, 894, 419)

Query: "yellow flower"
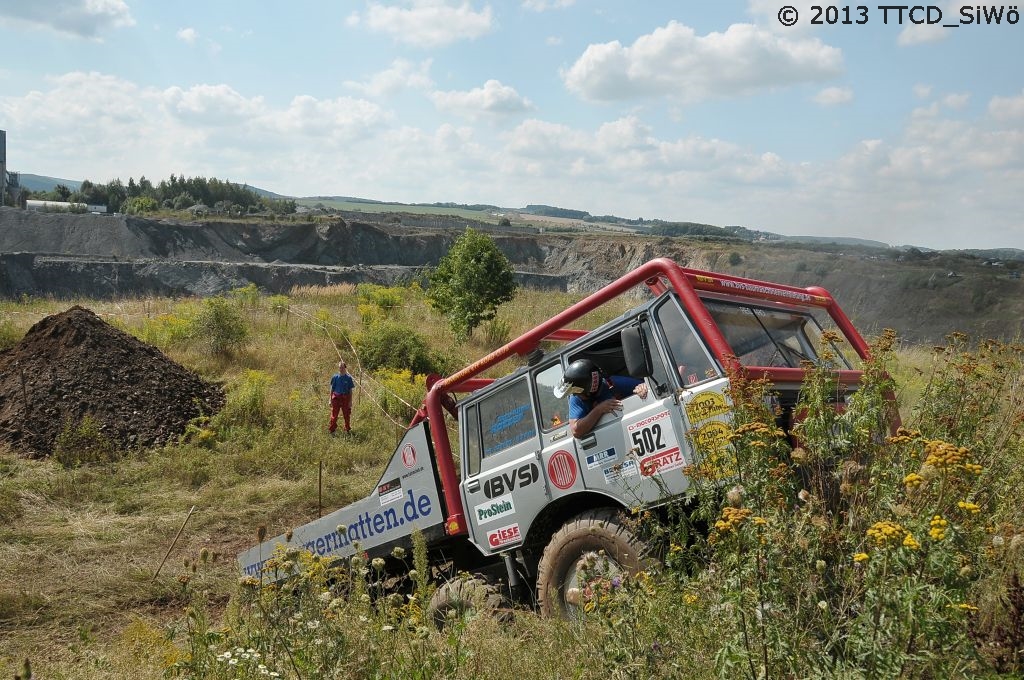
(957, 501, 981, 514)
(683, 593, 699, 605)
(928, 515, 948, 541)
(902, 534, 921, 550)
(903, 473, 925, 489)
(853, 552, 870, 563)
(866, 521, 906, 548)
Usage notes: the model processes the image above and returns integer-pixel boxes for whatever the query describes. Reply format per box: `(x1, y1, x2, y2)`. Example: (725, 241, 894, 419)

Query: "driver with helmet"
(553, 358, 648, 438)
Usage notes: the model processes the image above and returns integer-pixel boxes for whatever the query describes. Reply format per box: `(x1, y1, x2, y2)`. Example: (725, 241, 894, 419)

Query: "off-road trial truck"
(237, 257, 876, 618)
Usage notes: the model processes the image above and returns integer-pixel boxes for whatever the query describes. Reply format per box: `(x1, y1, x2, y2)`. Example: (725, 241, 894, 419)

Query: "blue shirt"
(331, 373, 354, 395)
(568, 375, 643, 420)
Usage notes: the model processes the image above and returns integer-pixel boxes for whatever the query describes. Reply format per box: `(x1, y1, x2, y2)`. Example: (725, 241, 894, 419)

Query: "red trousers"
(329, 392, 352, 433)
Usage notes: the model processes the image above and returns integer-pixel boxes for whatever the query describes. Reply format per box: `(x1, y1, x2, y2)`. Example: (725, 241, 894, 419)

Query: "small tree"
(427, 228, 517, 341)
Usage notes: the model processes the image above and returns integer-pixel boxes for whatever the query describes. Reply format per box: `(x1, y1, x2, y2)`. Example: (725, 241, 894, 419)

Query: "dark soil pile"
(0, 306, 224, 457)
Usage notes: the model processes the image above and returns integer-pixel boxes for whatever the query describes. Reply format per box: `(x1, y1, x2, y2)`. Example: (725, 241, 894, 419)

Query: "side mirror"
(621, 327, 652, 378)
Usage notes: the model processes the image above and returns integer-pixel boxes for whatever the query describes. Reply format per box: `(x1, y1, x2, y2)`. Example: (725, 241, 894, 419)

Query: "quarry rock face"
(0, 306, 224, 457)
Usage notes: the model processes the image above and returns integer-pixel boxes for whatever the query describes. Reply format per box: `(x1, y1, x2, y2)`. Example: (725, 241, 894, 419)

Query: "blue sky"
(0, 1, 1021, 250)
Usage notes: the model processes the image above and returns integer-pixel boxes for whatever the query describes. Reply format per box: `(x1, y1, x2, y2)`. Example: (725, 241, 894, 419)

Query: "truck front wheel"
(535, 508, 649, 618)
(426, 575, 507, 629)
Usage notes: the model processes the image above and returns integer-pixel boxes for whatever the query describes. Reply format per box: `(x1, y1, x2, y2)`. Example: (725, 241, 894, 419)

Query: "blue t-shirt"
(331, 373, 354, 395)
(568, 375, 643, 420)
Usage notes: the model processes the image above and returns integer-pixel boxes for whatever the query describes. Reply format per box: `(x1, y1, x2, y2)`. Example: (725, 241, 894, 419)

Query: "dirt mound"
(0, 306, 224, 457)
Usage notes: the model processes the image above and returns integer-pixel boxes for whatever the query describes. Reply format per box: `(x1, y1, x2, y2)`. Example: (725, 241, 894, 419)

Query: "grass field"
(0, 283, 1021, 679)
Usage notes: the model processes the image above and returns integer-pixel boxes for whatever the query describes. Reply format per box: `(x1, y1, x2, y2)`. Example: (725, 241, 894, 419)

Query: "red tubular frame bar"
(422, 258, 872, 536)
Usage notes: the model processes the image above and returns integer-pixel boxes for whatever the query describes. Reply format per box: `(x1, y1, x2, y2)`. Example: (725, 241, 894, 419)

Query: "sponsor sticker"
(483, 462, 540, 499)
(626, 409, 670, 433)
(640, 447, 685, 476)
(474, 494, 516, 525)
(548, 450, 578, 490)
(402, 443, 417, 469)
(377, 478, 403, 506)
(603, 458, 639, 484)
(690, 420, 732, 454)
(685, 392, 731, 423)
(487, 523, 522, 549)
(585, 447, 618, 470)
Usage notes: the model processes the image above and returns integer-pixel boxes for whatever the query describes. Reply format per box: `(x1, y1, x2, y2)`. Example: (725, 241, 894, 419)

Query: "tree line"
(25, 174, 296, 216)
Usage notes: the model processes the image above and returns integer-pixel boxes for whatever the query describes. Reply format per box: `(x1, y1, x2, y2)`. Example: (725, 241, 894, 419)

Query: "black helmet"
(554, 359, 602, 399)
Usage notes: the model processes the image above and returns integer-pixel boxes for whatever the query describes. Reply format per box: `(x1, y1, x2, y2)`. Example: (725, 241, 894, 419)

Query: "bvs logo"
(483, 462, 540, 499)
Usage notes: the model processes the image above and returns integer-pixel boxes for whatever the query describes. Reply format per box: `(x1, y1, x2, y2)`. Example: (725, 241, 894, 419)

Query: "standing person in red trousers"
(328, 360, 355, 435)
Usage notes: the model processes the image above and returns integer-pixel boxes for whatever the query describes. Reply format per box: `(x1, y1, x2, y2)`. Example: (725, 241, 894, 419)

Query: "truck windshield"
(702, 299, 852, 370)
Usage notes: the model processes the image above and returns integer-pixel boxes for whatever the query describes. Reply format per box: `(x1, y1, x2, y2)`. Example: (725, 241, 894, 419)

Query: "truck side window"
(464, 404, 482, 477)
(534, 363, 568, 430)
(655, 299, 719, 386)
(638, 318, 673, 397)
(478, 378, 538, 457)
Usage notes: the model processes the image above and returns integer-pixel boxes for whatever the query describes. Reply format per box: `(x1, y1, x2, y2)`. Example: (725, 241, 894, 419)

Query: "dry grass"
(1, 284, 1011, 679)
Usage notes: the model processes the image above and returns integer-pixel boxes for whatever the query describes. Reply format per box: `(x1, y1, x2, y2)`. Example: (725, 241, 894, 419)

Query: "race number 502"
(631, 423, 666, 457)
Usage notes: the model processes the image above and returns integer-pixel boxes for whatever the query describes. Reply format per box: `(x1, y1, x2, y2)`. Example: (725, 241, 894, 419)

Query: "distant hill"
(522, 204, 591, 220)
(954, 248, 1024, 262)
(19, 173, 284, 199)
(11, 176, 1017, 256)
(777, 234, 891, 249)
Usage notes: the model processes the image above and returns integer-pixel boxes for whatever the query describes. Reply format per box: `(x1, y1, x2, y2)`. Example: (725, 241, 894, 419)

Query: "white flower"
(229, 658, 239, 666)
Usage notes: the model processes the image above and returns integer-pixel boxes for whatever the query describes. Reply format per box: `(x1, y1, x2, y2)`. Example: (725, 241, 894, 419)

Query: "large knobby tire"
(536, 508, 649, 618)
(426, 575, 506, 629)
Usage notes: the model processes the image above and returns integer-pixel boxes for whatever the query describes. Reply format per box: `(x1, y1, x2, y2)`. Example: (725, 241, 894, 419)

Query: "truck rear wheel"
(536, 508, 648, 618)
(426, 575, 506, 629)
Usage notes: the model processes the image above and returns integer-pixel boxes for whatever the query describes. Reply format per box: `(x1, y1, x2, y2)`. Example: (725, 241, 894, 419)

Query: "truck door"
(460, 375, 549, 556)
(650, 296, 734, 481)
(533, 318, 699, 509)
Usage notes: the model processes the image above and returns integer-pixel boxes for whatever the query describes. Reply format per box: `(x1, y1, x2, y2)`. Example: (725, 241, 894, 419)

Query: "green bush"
(0, 315, 21, 351)
(355, 321, 441, 375)
(427, 228, 517, 340)
(53, 415, 119, 468)
(190, 296, 250, 354)
(374, 369, 426, 424)
(214, 370, 272, 430)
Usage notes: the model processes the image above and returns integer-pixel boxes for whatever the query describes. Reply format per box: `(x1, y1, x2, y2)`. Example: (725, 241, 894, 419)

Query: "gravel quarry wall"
(2, 207, 1022, 343)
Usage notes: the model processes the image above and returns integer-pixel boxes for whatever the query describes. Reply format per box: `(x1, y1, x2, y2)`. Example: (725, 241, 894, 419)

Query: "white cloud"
(913, 83, 933, 99)
(563, 21, 843, 103)
(522, 0, 575, 11)
(0, 0, 134, 38)
(0, 71, 389, 187)
(431, 79, 534, 118)
(989, 90, 1024, 120)
(3, 70, 1021, 250)
(161, 84, 266, 125)
(897, 23, 948, 46)
(176, 27, 199, 45)
(943, 93, 970, 110)
(813, 86, 853, 106)
(354, 1, 493, 48)
(344, 59, 434, 98)
(545, 35, 563, 46)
